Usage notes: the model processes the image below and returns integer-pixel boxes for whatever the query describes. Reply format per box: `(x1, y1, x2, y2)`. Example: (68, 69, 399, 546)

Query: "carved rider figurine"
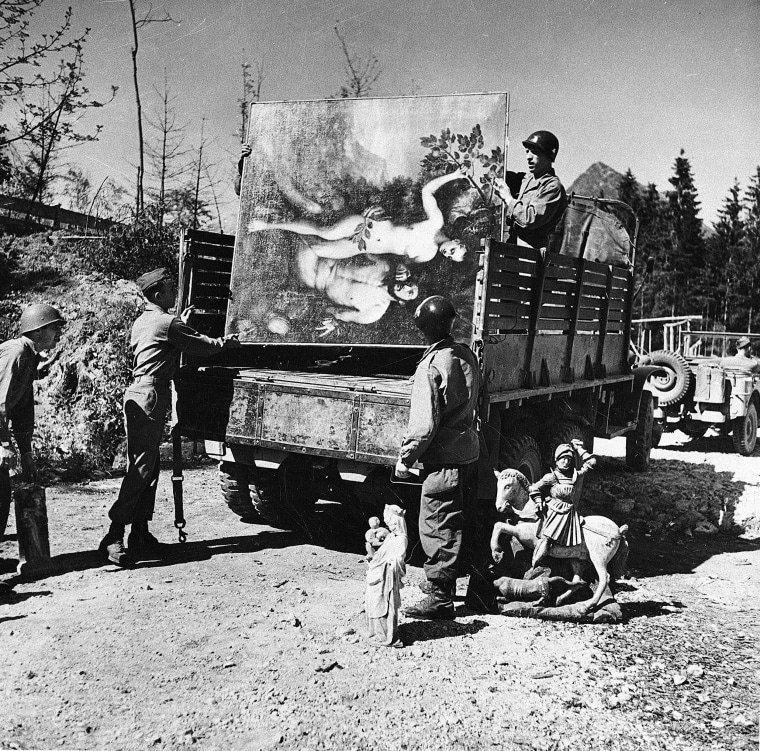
(529, 439, 596, 579)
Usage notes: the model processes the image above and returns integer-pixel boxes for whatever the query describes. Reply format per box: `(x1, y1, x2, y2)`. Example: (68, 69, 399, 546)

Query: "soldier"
(99, 268, 240, 567)
(0, 304, 65, 536)
(492, 130, 567, 249)
(720, 336, 760, 373)
(395, 296, 480, 619)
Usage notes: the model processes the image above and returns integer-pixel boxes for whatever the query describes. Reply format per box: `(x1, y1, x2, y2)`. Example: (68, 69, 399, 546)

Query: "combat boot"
(128, 522, 167, 560)
(98, 534, 135, 567)
(404, 580, 455, 620)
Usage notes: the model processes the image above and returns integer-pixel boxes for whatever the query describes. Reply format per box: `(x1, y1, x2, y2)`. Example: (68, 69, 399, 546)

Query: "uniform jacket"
(130, 303, 226, 381)
(400, 337, 480, 467)
(0, 336, 40, 454)
(505, 169, 567, 249)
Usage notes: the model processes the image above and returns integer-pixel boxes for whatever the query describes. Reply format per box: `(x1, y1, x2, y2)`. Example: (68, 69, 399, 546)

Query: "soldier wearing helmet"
(0, 304, 65, 534)
(395, 296, 480, 620)
(98, 268, 241, 567)
(492, 129, 567, 250)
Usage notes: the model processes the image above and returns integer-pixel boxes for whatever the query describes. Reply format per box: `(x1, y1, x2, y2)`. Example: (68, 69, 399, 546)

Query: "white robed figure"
(364, 504, 408, 648)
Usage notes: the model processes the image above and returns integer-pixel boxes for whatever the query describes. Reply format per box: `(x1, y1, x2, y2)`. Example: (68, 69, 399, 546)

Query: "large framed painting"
(230, 93, 509, 346)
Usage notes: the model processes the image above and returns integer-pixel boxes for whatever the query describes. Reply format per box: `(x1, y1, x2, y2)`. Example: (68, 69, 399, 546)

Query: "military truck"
(173, 93, 657, 525)
(645, 331, 760, 455)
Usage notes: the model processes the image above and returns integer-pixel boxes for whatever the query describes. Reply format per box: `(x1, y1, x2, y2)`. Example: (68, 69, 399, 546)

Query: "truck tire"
(626, 391, 654, 471)
(647, 350, 693, 407)
(219, 461, 259, 520)
(731, 401, 758, 456)
(499, 434, 543, 483)
(249, 457, 319, 529)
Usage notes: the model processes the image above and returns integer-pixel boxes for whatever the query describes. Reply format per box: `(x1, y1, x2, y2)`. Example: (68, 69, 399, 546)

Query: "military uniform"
(503, 169, 567, 249)
(109, 303, 227, 526)
(0, 337, 39, 534)
(399, 337, 480, 589)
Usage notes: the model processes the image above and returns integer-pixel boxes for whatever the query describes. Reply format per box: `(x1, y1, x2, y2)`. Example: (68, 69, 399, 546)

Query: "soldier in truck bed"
(491, 130, 567, 250)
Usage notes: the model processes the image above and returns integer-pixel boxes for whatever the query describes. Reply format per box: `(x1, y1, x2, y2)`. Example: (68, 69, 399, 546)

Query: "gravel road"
(1, 433, 758, 751)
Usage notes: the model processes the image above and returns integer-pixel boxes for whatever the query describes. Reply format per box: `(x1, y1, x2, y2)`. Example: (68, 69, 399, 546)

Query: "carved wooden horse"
(490, 469, 629, 613)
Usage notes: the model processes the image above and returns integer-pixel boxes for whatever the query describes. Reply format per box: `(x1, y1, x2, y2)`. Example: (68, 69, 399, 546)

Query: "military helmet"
(414, 296, 457, 338)
(18, 303, 65, 336)
(522, 130, 560, 161)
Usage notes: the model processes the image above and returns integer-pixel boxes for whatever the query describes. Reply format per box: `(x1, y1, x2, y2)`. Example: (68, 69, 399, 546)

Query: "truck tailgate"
(182, 369, 413, 464)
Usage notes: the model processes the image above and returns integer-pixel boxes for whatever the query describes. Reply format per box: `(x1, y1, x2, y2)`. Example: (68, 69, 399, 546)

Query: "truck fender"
(632, 364, 667, 406)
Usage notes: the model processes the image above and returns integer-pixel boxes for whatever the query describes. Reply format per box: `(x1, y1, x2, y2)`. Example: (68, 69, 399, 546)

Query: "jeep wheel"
(731, 401, 758, 456)
(648, 350, 694, 407)
(626, 391, 654, 471)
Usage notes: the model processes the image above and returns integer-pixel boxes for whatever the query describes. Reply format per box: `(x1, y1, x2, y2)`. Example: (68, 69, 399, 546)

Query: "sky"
(16, 0, 760, 232)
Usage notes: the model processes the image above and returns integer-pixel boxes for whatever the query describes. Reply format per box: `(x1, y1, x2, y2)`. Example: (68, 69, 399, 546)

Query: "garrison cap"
(136, 267, 171, 294)
(737, 336, 751, 349)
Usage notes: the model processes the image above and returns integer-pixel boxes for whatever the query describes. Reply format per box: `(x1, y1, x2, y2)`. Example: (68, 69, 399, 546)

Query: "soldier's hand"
(316, 317, 338, 338)
(20, 452, 36, 482)
(222, 334, 241, 349)
(241, 143, 252, 159)
(0, 445, 16, 471)
(394, 459, 412, 479)
(180, 305, 195, 324)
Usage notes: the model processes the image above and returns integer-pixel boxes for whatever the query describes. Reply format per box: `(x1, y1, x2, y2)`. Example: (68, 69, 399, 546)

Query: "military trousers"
(418, 461, 478, 586)
(109, 378, 171, 525)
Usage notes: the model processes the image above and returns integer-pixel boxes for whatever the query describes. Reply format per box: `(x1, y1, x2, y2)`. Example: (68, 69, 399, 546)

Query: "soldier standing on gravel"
(99, 268, 240, 567)
(395, 296, 480, 620)
(0, 304, 65, 536)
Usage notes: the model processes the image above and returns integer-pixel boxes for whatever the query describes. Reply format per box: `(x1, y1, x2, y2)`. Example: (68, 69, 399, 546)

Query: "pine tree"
(667, 149, 705, 316)
(742, 167, 760, 331)
(706, 181, 745, 329)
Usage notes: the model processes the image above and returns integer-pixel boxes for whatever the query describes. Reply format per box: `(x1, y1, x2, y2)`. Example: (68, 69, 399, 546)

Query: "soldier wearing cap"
(395, 296, 480, 620)
(720, 336, 760, 373)
(99, 268, 240, 567)
(0, 304, 65, 535)
(492, 130, 567, 250)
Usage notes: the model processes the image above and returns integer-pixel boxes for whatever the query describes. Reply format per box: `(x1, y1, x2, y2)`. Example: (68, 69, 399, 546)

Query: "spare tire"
(647, 350, 694, 407)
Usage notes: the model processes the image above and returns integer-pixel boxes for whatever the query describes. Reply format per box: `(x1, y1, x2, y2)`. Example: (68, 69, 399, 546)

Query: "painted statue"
(364, 504, 407, 648)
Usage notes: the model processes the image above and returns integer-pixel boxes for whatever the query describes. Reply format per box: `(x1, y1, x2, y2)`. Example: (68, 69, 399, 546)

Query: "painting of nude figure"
(230, 93, 508, 346)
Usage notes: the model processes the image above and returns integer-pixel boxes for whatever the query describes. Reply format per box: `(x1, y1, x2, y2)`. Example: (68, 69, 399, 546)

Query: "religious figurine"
(364, 516, 389, 561)
(364, 504, 407, 648)
(529, 439, 596, 580)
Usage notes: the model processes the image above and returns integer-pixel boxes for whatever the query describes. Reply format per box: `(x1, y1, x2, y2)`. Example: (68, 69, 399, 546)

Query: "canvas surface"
(230, 93, 508, 346)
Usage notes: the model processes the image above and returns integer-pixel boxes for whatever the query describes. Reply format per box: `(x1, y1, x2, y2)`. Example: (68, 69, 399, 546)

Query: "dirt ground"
(1, 433, 759, 751)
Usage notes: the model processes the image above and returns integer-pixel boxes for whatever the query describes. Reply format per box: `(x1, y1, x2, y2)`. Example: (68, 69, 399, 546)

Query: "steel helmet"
(18, 303, 65, 336)
(522, 130, 560, 161)
(414, 296, 457, 339)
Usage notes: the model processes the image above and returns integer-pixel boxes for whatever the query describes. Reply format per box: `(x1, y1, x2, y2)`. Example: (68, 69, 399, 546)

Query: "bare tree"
(145, 69, 191, 226)
(238, 58, 265, 143)
(127, 0, 175, 216)
(333, 24, 381, 98)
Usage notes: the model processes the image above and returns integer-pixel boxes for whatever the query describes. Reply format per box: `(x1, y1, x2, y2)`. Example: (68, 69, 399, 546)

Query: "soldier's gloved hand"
(394, 459, 412, 479)
(20, 452, 36, 481)
(222, 334, 242, 349)
(180, 305, 195, 324)
(0, 444, 16, 471)
(316, 317, 338, 338)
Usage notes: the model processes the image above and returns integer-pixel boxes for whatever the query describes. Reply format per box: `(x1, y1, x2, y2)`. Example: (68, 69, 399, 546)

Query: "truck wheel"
(219, 461, 259, 520)
(625, 391, 654, 471)
(647, 350, 693, 407)
(499, 434, 542, 483)
(250, 457, 319, 529)
(731, 401, 758, 456)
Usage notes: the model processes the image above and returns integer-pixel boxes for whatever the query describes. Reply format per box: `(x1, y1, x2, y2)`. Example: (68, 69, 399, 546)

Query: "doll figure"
(364, 516, 389, 561)
(364, 504, 408, 648)
(529, 439, 596, 581)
